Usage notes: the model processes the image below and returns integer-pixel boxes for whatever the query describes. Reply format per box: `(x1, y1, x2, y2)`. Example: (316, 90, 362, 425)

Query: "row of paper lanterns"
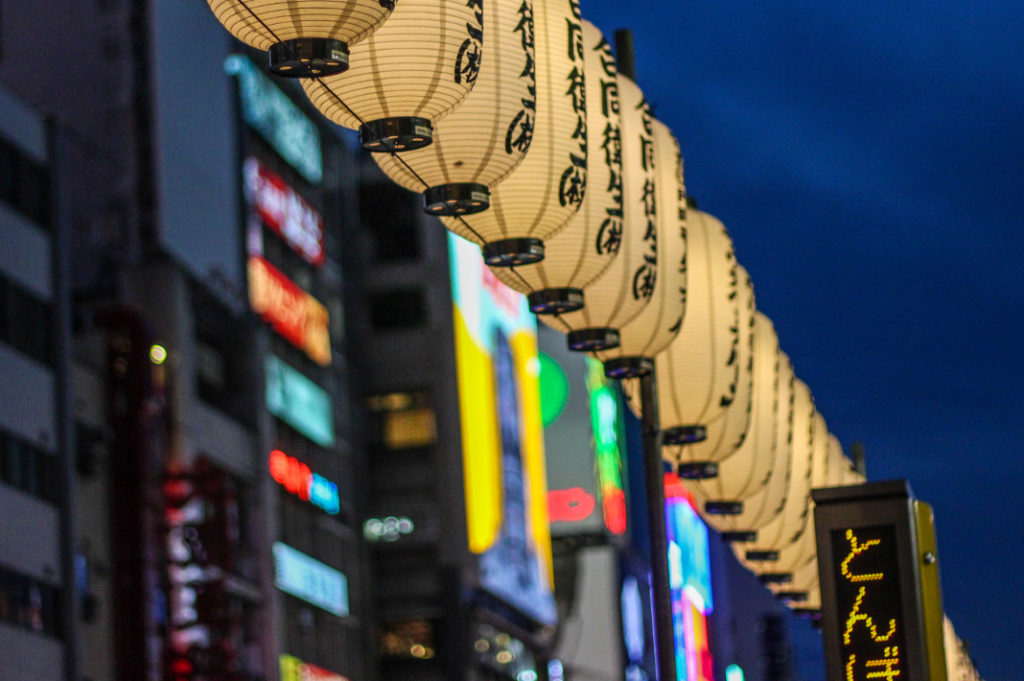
(207, 0, 862, 611)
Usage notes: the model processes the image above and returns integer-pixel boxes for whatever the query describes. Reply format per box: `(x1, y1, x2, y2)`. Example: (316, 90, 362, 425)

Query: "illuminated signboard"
(449, 233, 556, 626)
(268, 449, 339, 514)
(244, 157, 325, 265)
(280, 654, 349, 681)
(273, 542, 348, 616)
(224, 55, 322, 183)
(813, 481, 945, 681)
(249, 255, 331, 365)
(665, 476, 714, 681)
(266, 354, 335, 447)
(539, 324, 628, 538)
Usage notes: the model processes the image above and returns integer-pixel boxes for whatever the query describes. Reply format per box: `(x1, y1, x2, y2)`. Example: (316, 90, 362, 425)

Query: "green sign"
(266, 355, 334, 446)
(225, 55, 323, 183)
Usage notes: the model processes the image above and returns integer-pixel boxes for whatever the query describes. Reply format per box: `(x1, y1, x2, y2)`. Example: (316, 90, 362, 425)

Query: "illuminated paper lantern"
(596, 119, 687, 379)
(732, 378, 814, 575)
(545, 74, 658, 352)
(207, 0, 393, 77)
(302, 0, 482, 152)
(438, 0, 588, 265)
(660, 249, 754, 479)
(373, 0, 536, 216)
(489, 20, 623, 310)
(692, 312, 779, 530)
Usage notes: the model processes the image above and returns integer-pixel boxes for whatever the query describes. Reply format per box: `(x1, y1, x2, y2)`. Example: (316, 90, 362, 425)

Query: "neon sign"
(244, 157, 325, 265)
(266, 355, 335, 447)
(248, 255, 331, 366)
(280, 654, 349, 681)
(830, 525, 907, 681)
(547, 487, 596, 524)
(268, 449, 339, 515)
(225, 55, 323, 183)
(273, 542, 348, 616)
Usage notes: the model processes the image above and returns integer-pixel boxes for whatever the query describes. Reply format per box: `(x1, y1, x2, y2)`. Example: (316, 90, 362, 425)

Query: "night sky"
(577, 2, 1024, 680)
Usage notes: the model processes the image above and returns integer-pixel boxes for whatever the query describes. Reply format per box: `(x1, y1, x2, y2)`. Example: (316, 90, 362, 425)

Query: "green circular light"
(537, 352, 570, 427)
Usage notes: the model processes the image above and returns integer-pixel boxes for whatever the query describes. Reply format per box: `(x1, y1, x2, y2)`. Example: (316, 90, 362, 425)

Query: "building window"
(0, 566, 62, 638)
(0, 135, 51, 228)
(0, 428, 58, 503)
(359, 182, 421, 262)
(0, 272, 53, 366)
(368, 288, 428, 331)
(365, 391, 438, 450)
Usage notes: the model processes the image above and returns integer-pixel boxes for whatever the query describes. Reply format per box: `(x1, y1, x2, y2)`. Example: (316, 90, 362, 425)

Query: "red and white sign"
(248, 255, 331, 366)
(548, 487, 597, 524)
(245, 157, 325, 266)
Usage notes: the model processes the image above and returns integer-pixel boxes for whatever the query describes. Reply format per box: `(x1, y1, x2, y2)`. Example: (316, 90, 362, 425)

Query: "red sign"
(248, 255, 331, 365)
(245, 157, 325, 266)
(548, 487, 597, 524)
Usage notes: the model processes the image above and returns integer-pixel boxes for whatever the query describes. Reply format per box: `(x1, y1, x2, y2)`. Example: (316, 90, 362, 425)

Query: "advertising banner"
(449, 233, 556, 626)
(265, 354, 335, 447)
(248, 255, 331, 366)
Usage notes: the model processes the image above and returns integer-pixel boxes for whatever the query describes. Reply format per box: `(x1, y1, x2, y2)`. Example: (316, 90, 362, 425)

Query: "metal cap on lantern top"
(373, 0, 537, 216)
(692, 311, 779, 528)
(733, 378, 815, 573)
(207, 0, 395, 77)
(439, 0, 588, 266)
(489, 20, 623, 313)
(302, 0, 483, 152)
(597, 119, 687, 380)
(712, 349, 795, 542)
(658, 230, 754, 477)
(548, 73, 658, 353)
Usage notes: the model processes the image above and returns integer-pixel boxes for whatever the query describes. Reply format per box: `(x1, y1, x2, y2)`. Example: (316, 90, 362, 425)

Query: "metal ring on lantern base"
(705, 501, 743, 515)
(776, 591, 809, 604)
(567, 328, 620, 352)
(758, 573, 792, 585)
(423, 183, 490, 216)
(746, 550, 780, 562)
(269, 39, 349, 77)
(663, 425, 707, 445)
(360, 117, 433, 152)
(482, 238, 544, 267)
(603, 356, 654, 380)
(721, 531, 757, 543)
(676, 461, 718, 480)
(528, 288, 584, 314)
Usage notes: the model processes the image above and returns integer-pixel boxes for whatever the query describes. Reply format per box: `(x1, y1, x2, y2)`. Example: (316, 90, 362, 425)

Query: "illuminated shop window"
(366, 391, 438, 450)
(380, 618, 436, 659)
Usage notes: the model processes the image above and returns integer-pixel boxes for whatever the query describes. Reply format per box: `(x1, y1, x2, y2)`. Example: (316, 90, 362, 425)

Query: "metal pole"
(639, 370, 676, 681)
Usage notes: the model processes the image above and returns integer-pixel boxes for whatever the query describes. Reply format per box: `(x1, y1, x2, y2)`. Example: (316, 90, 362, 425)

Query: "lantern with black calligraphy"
(436, 0, 587, 265)
(692, 311, 780, 532)
(655, 231, 753, 478)
(302, 0, 483, 152)
(489, 19, 622, 306)
(207, 0, 394, 77)
(595, 119, 686, 379)
(373, 0, 536, 216)
(543, 73, 657, 352)
(734, 379, 815, 583)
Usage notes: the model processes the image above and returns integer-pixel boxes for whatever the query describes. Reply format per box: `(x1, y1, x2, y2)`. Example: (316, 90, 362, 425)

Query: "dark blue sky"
(578, 1, 1024, 679)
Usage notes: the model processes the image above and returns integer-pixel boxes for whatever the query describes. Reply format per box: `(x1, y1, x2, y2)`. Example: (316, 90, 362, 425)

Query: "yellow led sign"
(830, 525, 907, 681)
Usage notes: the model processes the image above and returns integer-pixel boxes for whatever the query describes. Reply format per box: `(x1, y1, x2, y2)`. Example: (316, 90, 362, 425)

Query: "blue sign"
(273, 542, 348, 616)
(225, 55, 323, 184)
(265, 355, 335, 447)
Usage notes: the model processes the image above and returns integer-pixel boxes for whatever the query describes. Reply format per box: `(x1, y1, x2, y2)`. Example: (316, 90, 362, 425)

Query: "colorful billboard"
(449, 233, 556, 626)
(265, 354, 335, 447)
(538, 324, 627, 538)
(665, 475, 714, 681)
(244, 157, 325, 265)
(273, 542, 348, 616)
(248, 255, 331, 365)
(280, 654, 348, 681)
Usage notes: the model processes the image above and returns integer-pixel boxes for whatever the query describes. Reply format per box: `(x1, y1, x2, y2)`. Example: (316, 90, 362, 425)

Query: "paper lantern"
(302, 0, 482, 152)
(489, 20, 623, 311)
(595, 118, 687, 379)
(732, 378, 814, 576)
(663, 254, 755, 479)
(207, 0, 394, 77)
(545, 74, 658, 352)
(373, 0, 537, 217)
(692, 312, 778, 530)
(436, 0, 587, 265)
